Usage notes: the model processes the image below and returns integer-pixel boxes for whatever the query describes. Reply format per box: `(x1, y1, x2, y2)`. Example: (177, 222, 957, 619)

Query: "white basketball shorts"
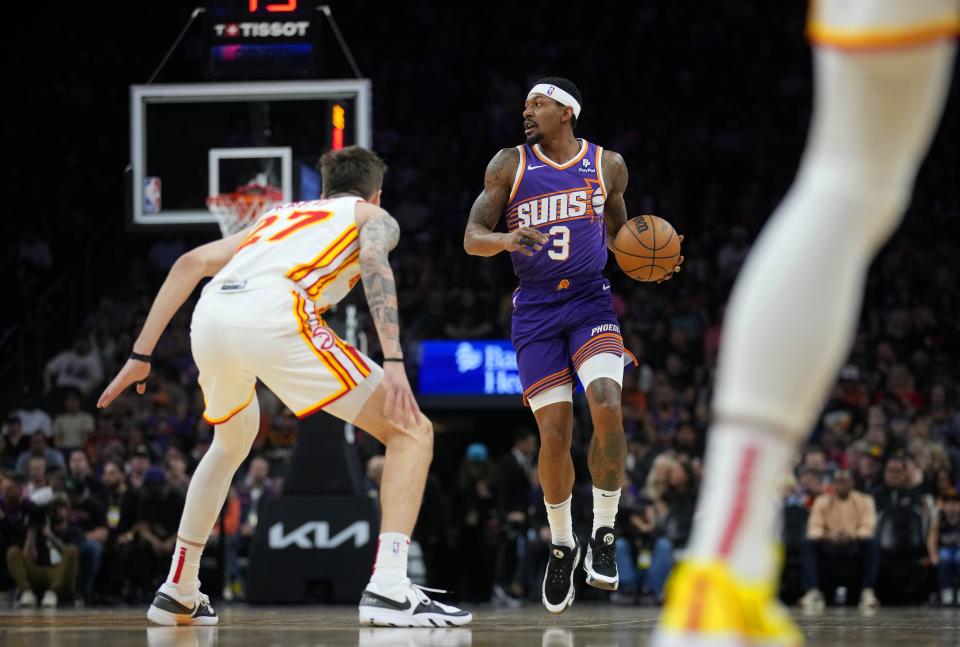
(191, 280, 383, 425)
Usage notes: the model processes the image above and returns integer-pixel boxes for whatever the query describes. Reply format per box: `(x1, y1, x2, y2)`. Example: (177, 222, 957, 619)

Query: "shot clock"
(208, 0, 319, 78)
(245, 0, 305, 12)
(212, 0, 312, 17)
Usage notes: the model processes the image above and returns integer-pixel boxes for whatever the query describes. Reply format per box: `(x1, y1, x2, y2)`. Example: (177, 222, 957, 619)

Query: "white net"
(206, 177, 283, 237)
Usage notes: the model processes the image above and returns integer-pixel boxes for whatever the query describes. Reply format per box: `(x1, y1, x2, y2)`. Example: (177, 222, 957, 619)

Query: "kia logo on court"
(312, 327, 335, 350)
(268, 521, 371, 550)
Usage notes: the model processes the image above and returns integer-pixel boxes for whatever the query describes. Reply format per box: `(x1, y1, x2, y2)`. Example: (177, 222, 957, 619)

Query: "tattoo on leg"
(589, 428, 626, 491)
(586, 379, 626, 491)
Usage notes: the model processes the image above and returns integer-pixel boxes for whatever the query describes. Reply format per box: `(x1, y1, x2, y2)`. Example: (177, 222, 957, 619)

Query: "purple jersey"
(505, 139, 608, 284)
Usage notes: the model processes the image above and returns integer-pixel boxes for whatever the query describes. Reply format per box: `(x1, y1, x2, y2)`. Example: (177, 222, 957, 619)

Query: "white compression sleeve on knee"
(166, 396, 260, 597)
(576, 353, 624, 390)
(177, 395, 260, 543)
(528, 383, 573, 412)
(713, 42, 956, 435)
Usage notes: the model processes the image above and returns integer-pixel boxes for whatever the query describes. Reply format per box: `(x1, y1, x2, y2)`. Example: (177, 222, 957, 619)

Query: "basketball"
(613, 215, 682, 282)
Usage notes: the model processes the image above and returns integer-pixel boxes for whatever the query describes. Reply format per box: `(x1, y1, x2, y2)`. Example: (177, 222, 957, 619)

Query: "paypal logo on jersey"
(455, 343, 483, 373)
(420, 340, 522, 395)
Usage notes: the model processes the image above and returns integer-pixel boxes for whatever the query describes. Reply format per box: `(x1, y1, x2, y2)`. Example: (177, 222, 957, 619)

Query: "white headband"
(527, 83, 581, 119)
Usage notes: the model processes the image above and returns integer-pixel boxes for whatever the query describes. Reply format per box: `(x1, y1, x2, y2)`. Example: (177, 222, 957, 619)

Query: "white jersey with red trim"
(213, 195, 363, 311)
(194, 193, 384, 425)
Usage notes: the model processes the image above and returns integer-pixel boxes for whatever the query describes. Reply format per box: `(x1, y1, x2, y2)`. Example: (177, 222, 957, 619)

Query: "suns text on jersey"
(515, 190, 590, 227)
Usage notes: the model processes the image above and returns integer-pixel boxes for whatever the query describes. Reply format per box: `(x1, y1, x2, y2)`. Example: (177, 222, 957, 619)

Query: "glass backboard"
(129, 79, 371, 229)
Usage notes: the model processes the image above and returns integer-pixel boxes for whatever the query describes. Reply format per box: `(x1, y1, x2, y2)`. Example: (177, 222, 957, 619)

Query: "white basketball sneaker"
(358, 578, 472, 627)
(147, 583, 218, 626)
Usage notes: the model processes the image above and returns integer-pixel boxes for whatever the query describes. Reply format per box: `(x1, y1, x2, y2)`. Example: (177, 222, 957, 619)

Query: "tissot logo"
(214, 21, 310, 38)
(268, 521, 370, 549)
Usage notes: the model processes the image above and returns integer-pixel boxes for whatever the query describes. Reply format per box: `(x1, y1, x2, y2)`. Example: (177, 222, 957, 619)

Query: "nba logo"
(144, 177, 162, 213)
(546, 85, 556, 97)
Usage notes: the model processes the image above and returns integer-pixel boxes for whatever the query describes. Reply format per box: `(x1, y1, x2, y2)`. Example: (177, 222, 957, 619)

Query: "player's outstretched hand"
(382, 361, 422, 429)
(656, 234, 685, 283)
(503, 227, 550, 256)
(96, 358, 151, 409)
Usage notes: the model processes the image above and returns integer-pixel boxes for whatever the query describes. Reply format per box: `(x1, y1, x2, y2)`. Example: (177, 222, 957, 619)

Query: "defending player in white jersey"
(97, 146, 471, 628)
(653, 2, 959, 646)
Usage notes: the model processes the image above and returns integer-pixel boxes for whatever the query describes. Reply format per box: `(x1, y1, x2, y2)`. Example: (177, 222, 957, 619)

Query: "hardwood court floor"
(1, 604, 959, 646)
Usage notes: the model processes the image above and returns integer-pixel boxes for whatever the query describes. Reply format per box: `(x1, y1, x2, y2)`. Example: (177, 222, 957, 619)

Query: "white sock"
(686, 425, 795, 582)
(592, 487, 620, 535)
(164, 537, 204, 599)
(370, 532, 410, 588)
(545, 496, 575, 548)
(166, 398, 259, 598)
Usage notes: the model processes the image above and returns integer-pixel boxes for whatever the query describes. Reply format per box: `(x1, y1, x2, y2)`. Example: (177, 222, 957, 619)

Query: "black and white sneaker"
(542, 535, 581, 614)
(358, 579, 473, 627)
(146, 585, 218, 626)
(584, 526, 619, 591)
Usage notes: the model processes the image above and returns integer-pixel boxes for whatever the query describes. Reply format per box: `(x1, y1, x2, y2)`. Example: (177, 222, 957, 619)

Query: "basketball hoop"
(206, 177, 283, 237)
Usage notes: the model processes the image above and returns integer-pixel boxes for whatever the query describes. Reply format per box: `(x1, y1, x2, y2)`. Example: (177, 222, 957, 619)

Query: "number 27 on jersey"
(236, 209, 333, 253)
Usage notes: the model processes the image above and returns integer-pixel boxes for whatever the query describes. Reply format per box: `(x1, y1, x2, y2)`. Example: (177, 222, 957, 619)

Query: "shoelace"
(198, 592, 213, 610)
(412, 584, 447, 605)
(592, 540, 616, 571)
(402, 579, 447, 605)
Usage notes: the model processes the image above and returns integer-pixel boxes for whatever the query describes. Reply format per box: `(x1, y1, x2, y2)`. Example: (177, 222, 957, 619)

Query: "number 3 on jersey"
(236, 209, 333, 253)
(547, 225, 570, 261)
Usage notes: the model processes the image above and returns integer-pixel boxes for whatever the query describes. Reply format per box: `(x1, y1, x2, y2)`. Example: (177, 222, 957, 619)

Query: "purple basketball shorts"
(511, 273, 626, 404)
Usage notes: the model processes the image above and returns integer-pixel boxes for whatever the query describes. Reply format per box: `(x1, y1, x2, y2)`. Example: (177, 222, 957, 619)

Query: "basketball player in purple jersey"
(464, 77, 681, 613)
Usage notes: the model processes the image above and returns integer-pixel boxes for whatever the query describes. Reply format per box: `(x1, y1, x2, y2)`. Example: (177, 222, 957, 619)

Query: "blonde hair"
(645, 453, 678, 502)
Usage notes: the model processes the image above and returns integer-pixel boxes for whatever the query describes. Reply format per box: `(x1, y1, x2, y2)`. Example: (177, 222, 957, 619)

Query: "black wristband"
(383, 357, 404, 363)
(130, 352, 153, 363)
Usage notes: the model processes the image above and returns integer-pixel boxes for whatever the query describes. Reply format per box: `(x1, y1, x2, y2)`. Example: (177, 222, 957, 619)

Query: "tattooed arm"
(356, 203, 420, 426)
(601, 149, 629, 252)
(464, 148, 548, 257)
(357, 204, 403, 359)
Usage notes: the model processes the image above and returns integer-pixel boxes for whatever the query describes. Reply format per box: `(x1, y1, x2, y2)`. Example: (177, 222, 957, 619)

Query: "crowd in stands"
(3, 197, 959, 608)
(3, 0, 960, 610)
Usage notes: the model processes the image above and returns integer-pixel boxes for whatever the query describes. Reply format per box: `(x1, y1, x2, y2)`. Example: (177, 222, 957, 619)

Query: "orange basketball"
(613, 215, 682, 282)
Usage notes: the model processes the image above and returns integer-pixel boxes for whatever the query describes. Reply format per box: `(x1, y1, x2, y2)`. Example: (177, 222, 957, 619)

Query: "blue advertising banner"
(419, 340, 522, 395)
